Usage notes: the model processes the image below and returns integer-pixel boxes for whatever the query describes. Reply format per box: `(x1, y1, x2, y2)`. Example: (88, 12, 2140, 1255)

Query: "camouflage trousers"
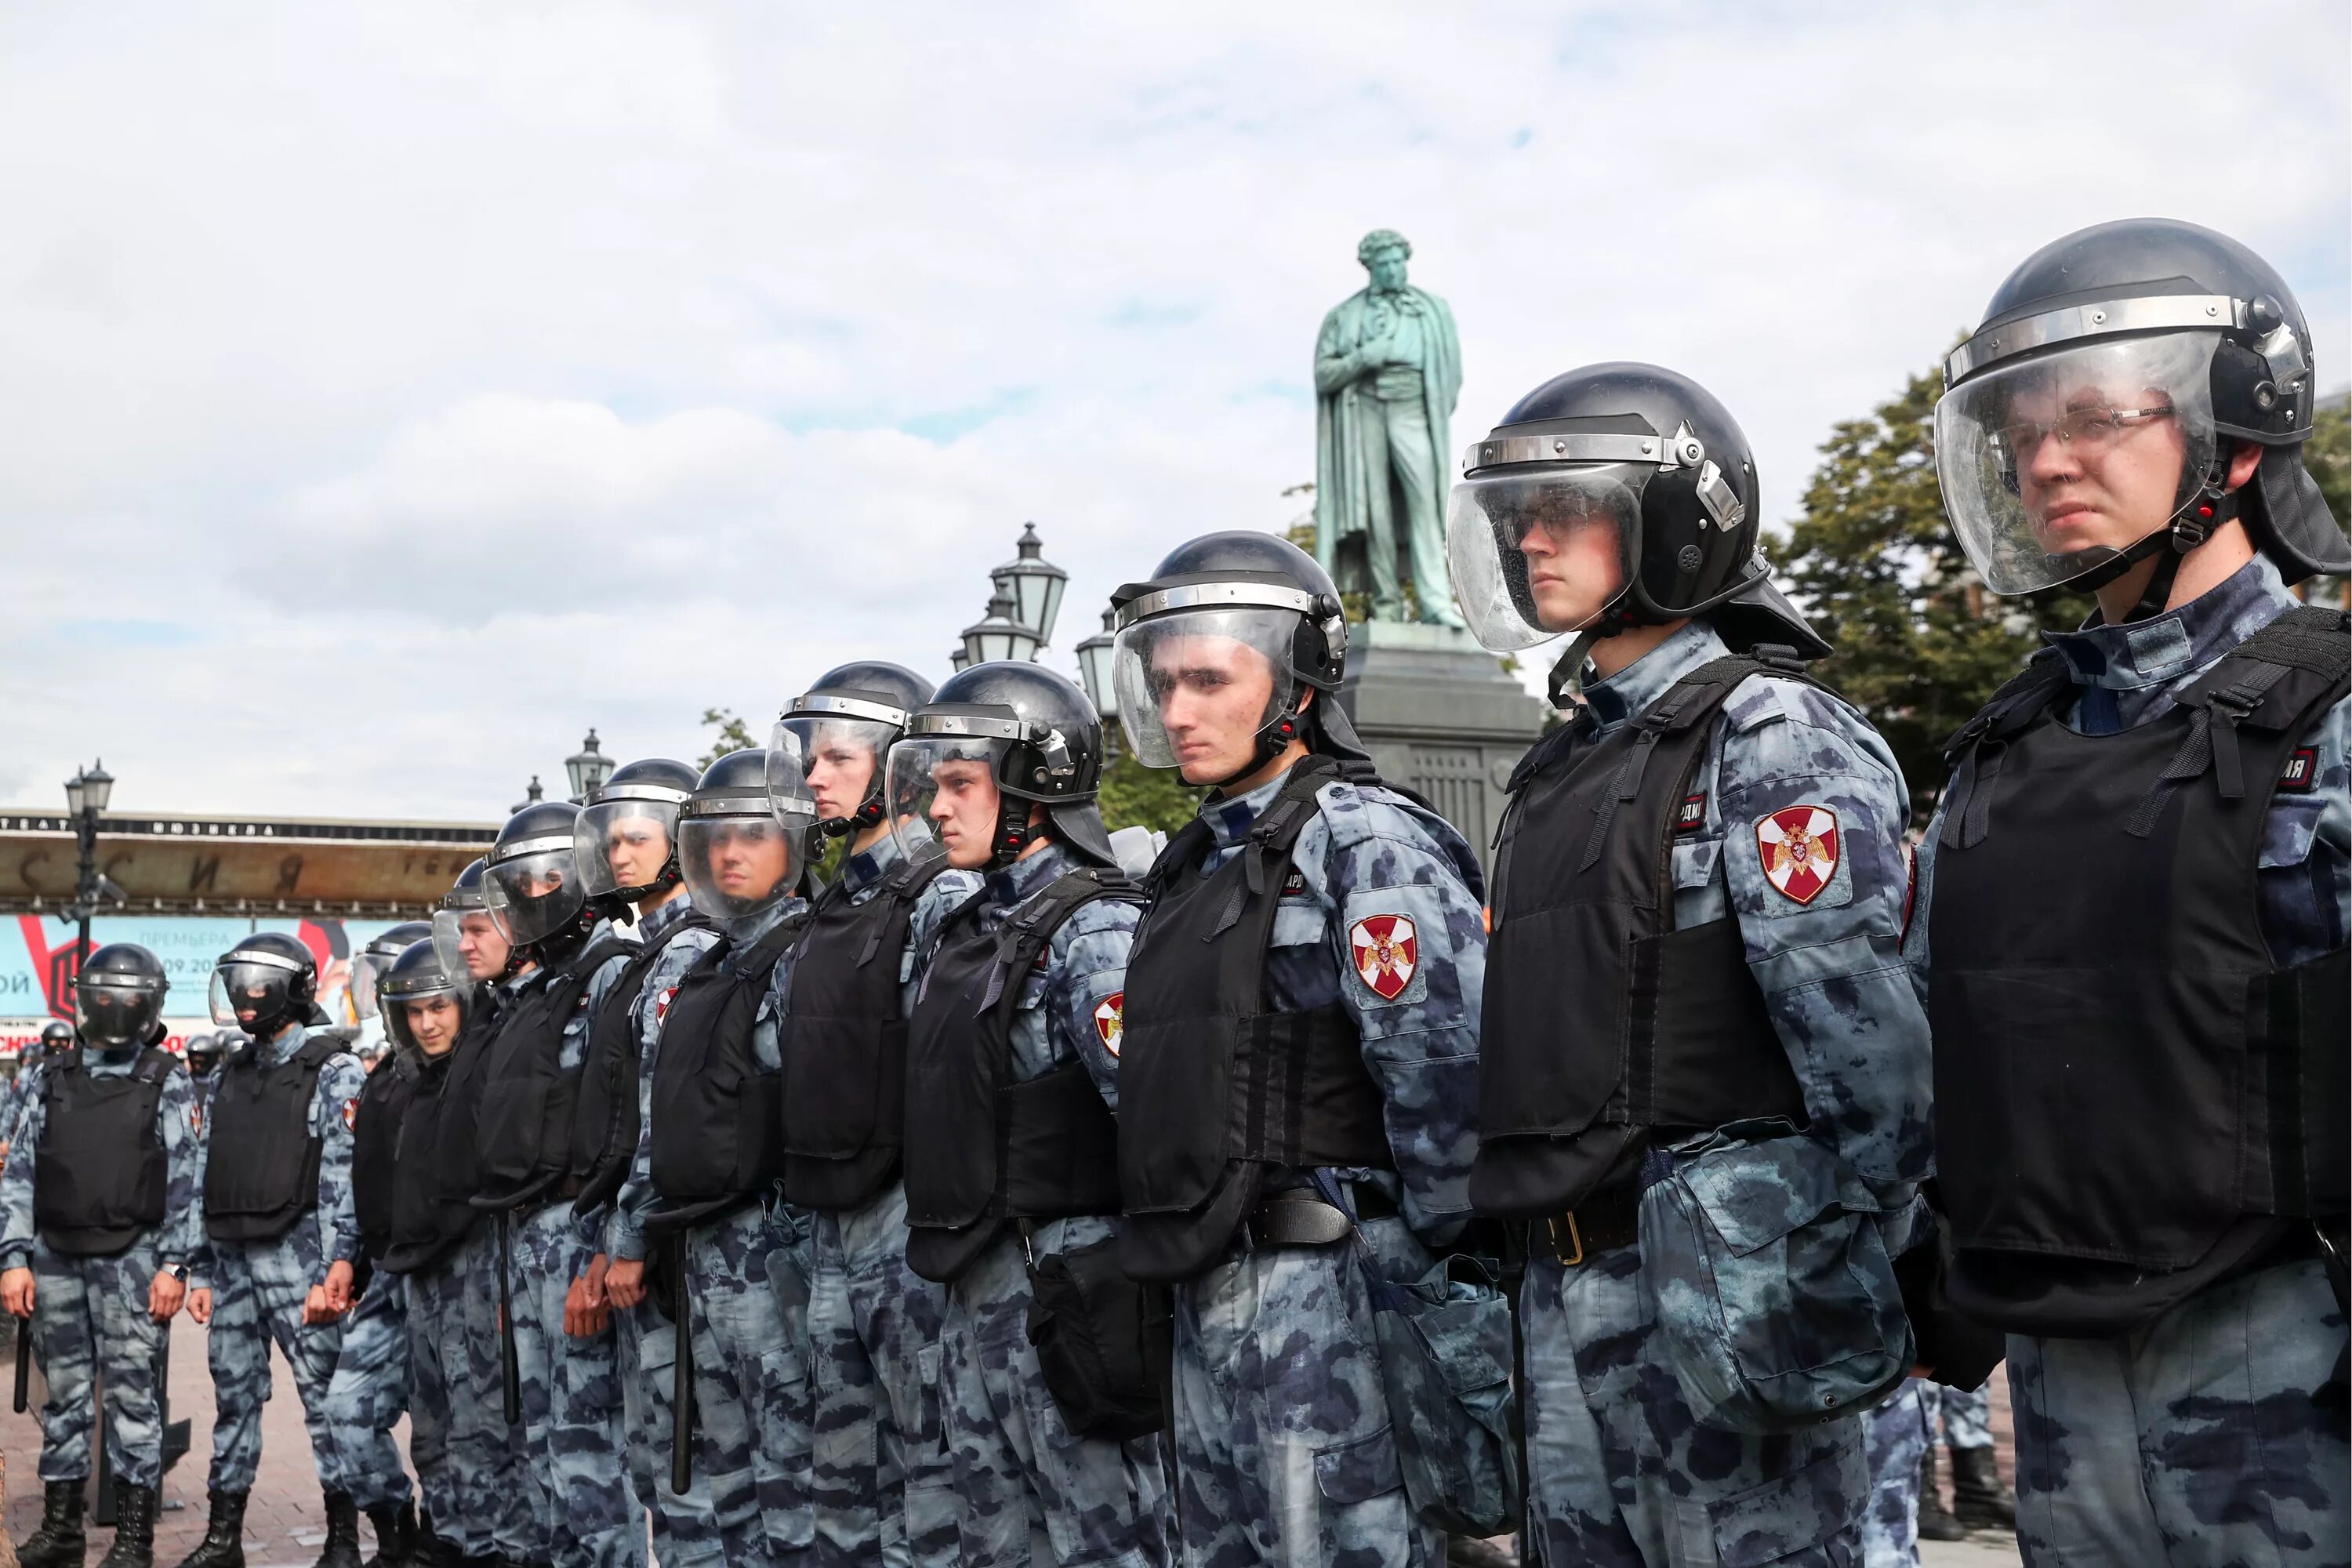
(2007, 1257, 2349, 1568)
(677, 1200, 814, 1567)
(1171, 1214, 1433, 1568)
(27, 1239, 169, 1487)
(615, 1291, 726, 1568)
(504, 1206, 643, 1568)
(1861, 1378, 1933, 1568)
(805, 1181, 959, 1568)
(1934, 1385, 1993, 1451)
(203, 1234, 351, 1495)
(461, 1225, 550, 1559)
(942, 1217, 1171, 1568)
(405, 1254, 474, 1555)
(324, 1268, 413, 1508)
(1520, 1243, 1867, 1566)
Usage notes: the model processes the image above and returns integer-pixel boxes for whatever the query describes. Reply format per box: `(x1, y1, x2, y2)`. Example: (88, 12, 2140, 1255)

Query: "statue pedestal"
(1337, 621, 1552, 866)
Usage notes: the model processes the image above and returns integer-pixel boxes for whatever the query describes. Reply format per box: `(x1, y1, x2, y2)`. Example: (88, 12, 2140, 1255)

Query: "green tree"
(1096, 746, 1203, 838)
(697, 706, 757, 771)
(1780, 365, 2092, 825)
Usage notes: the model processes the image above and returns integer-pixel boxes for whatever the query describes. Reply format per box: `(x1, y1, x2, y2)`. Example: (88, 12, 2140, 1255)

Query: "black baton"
(13, 1315, 29, 1414)
(497, 1212, 521, 1426)
(670, 1234, 693, 1494)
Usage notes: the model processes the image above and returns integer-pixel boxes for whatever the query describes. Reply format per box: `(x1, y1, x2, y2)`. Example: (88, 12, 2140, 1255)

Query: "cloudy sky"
(4, 1, 2345, 822)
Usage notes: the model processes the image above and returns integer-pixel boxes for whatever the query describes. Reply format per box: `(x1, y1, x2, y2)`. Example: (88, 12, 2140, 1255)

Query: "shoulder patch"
(1348, 913, 1419, 1001)
(1755, 805, 1840, 906)
(2280, 747, 2318, 793)
(1092, 993, 1123, 1056)
(341, 1098, 359, 1131)
(1675, 793, 1708, 833)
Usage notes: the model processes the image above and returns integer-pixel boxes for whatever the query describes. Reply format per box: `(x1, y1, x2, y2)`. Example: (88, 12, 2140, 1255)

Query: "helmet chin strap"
(2071, 459, 2235, 624)
(989, 800, 1047, 869)
(1203, 699, 1310, 793)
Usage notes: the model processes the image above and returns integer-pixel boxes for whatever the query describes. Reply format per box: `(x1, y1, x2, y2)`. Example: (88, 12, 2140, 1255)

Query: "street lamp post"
(62, 760, 116, 970)
(565, 729, 615, 804)
(990, 523, 1069, 654)
(959, 588, 1042, 668)
(1073, 607, 1120, 756)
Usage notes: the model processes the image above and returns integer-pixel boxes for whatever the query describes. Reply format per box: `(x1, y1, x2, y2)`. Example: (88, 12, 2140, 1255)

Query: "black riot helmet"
(40, 1020, 74, 1054)
(1109, 531, 1376, 786)
(1937, 218, 2345, 608)
(575, 758, 698, 906)
(771, 662, 935, 837)
(209, 931, 318, 1040)
(378, 933, 474, 1058)
(1450, 364, 1822, 668)
(884, 662, 1116, 869)
(482, 800, 596, 959)
(349, 920, 434, 1022)
(678, 747, 817, 923)
(74, 943, 170, 1050)
(184, 1032, 223, 1076)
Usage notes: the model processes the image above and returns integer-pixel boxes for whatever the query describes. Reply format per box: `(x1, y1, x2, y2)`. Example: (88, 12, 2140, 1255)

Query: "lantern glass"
(82, 764, 114, 813)
(565, 729, 614, 803)
(1075, 609, 1117, 717)
(64, 770, 87, 818)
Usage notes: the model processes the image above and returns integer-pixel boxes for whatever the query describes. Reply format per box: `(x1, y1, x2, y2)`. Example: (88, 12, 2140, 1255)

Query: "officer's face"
(1150, 634, 1281, 786)
(1511, 504, 1625, 632)
(1365, 247, 1408, 292)
(402, 995, 461, 1056)
(703, 820, 791, 901)
(602, 814, 672, 891)
(455, 911, 512, 981)
(2006, 376, 2188, 559)
(805, 739, 877, 825)
(927, 759, 1000, 869)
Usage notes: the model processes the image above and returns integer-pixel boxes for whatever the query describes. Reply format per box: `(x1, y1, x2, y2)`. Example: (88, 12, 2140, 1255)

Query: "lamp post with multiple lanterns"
(62, 760, 117, 970)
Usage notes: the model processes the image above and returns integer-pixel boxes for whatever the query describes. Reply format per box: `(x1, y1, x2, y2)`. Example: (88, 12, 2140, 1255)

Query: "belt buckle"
(1548, 1211, 1584, 1268)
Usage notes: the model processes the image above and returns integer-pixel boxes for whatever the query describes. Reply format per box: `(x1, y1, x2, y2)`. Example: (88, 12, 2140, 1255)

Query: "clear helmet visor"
(384, 984, 470, 1057)
(209, 962, 289, 1029)
(1445, 463, 1646, 652)
(349, 952, 389, 1020)
(574, 799, 681, 900)
(76, 979, 161, 1049)
(483, 846, 586, 946)
(884, 735, 1010, 868)
(1111, 607, 1302, 772)
(432, 907, 511, 984)
(772, 715, 894, 828)
(678, 809, 808, 922)
(1935, 332, 2222, 596)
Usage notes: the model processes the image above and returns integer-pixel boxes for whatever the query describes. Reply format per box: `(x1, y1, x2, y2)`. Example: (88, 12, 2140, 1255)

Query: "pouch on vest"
(1308, 1171, 1519, 1537)
(1635, 1120, 1912, 1436)
(33, 1047, 175, 1257)
(1023, 1232, 1171, 1442)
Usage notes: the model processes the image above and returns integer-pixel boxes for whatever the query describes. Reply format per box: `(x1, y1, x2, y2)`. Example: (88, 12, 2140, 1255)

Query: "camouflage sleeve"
(1714, 677, 1933, 1202)
(0, 1082, 41, 1269)
(1044, 896, 1138, 1110)
(187, 1093, 213, 1290)
(1301, 781, 1487, 1244)
(899, 868, 984, 1016)
(310, 1053, 368, 1270)
(156, 1070, 202, 1265)
(564, 949, 637, 1248)
(2256, 691, 2350, 970)
(608, 927, 719, 1263)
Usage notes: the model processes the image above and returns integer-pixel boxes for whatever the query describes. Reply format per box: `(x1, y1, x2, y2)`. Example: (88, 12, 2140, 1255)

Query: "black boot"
(97, 1486, 158, 1568)
(1950, 1445, 2017, 1530)
(1915, 1447, 1967, 1541)
(170, 1491, 247, 1568)
(19, 1479, 89, 1568)
(314, 1493, 363, 1568)
(361, 1503, 416, 1568)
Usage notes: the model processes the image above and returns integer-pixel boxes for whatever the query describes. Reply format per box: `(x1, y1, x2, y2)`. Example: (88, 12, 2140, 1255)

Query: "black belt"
(1537, 1183, 1640, 1266)
(1243, 1182, 1399, 1249)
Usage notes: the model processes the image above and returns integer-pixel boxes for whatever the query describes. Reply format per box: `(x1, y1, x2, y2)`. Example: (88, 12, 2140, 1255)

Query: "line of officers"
(3, 216, 2347, 1568)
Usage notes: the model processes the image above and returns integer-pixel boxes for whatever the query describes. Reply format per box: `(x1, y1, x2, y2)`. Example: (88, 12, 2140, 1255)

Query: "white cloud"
(1, 0, 2343, 818)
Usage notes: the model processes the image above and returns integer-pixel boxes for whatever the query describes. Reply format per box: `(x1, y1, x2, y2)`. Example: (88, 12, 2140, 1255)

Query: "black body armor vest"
(1930, 605, 2350, 1334)
(205, 1034, 344, 1243)
(782, 856, 955, 1211)
(569, 914, 713, 1217)
(380, 1044, 480, 1276)
(34, 1047, 176, 1256)
(903, 869, 1136, 1284)
(351, 1051, 419, 1265)
(1116, 759, 1395, 1283)
(644, 912, 809, 1232)
(1471, 657, 1809, 1220)
(473, 937, 631, 1210)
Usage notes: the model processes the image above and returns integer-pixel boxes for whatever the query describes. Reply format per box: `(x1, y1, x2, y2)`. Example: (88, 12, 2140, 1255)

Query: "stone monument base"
(1336, 620, 1552, 866)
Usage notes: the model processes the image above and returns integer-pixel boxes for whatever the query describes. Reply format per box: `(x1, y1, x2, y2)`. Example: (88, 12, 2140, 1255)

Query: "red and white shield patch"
(655, 985, 677, 1022)
(341, 1098, 360, 1131)
(1756, 805, 1839, 906)
(1349, 914, 1419, 1001)
(1093, 993, 1123, 1057)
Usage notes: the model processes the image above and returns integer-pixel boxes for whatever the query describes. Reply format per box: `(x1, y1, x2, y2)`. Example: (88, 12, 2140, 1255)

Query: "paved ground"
(5, 1319, 2027, 1566)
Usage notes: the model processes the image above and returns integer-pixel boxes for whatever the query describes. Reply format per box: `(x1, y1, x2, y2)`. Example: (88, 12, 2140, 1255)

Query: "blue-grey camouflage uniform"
(403, 1247, 474, 1555)
(800, 835, 982, 1568)
(497, 929, 644, 1568)
(1934, 1385, 1992, 1452)
(188, 1022, 389, 1497)
(324, 1263, 412, 1509)
(601, 891, 728, 1568)
(1909, 556, 2350, 1568)
(1862, 1377, 1933, 1568)
(463, 1216, 548, 1559)
(1, 1044, 201, 1489)
(1519, 620, 1933, 1566)
(1167, 763, 1483, 1568)
(931, 841, 1171, 1568)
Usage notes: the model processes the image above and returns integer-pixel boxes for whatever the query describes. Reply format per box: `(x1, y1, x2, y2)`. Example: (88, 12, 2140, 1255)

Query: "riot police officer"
(1450, 365, 1933, 1564)
(183, 1033, 226, 1121)
(769, 664, 982, 1566)
(470, 804, 641, 1568)
(2, 1023, 80, 1160)
(179, 933, 382, 1568)
(894, 662, 1171, 1568)
(637, 748, 819, 1568)
(569, 758, 728, 1568)
(1107, 534, 1487, 1567)
(332, 924, 434, 1568)
(2, 946, 198, 1568)
(1918, 219, 2349, 1566)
